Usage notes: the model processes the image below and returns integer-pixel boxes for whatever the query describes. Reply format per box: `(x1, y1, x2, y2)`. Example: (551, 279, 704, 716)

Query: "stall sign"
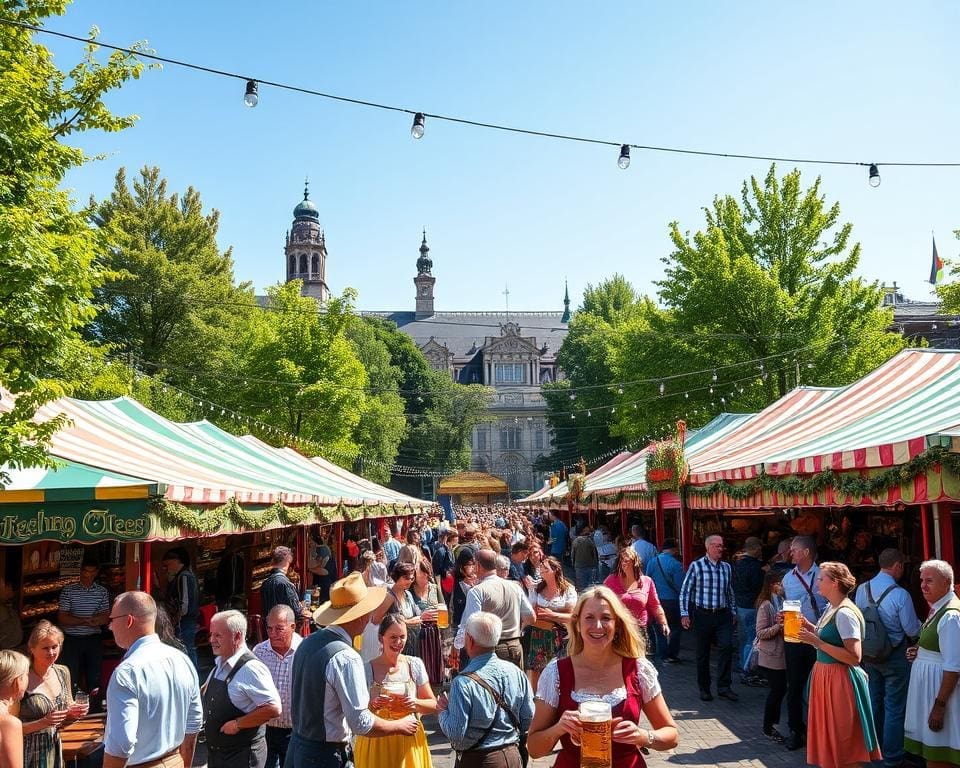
(59, 545, 84, 577)
(0, 502, 150, 544)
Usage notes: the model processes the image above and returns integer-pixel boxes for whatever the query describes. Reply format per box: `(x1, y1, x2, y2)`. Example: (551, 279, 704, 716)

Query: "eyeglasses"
(108, 613, 132, 622)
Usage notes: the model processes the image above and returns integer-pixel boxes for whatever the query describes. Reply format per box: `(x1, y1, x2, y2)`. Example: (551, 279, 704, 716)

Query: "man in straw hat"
(286, 572, 418, 768)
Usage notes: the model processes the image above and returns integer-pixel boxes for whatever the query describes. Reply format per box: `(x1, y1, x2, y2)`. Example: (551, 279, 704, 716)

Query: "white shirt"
(535, 657, 661, 707)
(209, 645, 281, 714)
(925, 593, 960, 673)
(454, 574, 535, 649)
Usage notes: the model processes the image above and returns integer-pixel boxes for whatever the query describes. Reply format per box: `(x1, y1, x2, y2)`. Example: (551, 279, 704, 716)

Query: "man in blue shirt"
(630, 525, 658, 569)
(853, 548, 920, 768)
(438, 611, 533, 767)
(547, 512, 568, 562)
(104, 591, 203, 768)
(647, 539, 685, 664)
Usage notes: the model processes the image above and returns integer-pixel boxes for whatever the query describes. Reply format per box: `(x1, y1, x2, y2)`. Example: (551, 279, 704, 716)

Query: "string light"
(658, 381, 665, 396)
(869, 163, 881, 188)
(243, 80, 258, 108)
(411, 112, 425, 139)
(617, 144, 630, 169)
(7, 20, 960, 179)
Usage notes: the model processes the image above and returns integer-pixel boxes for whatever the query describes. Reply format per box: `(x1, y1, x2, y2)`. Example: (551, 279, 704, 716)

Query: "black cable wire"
(7, 18, 960, 170)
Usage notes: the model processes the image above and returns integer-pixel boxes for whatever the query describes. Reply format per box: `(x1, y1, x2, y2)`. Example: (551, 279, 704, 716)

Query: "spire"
(416, 229, 432, 275)
(303, 177, 310, 200)
(561, 279, 571, 323)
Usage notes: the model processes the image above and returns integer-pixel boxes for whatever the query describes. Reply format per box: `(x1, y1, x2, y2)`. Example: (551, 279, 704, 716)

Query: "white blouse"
(535, 657, 661, 708)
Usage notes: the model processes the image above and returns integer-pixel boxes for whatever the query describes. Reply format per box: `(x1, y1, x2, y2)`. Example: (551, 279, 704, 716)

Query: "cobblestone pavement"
(423, 642, 810, 768)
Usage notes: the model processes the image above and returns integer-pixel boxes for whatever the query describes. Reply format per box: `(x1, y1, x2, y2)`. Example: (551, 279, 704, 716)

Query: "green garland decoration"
(152, 499, 230, 534)
(685, 445, 960, 501)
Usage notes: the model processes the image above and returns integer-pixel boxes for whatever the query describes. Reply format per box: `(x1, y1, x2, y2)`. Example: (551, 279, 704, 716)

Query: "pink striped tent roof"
(688, 349, 960, 483)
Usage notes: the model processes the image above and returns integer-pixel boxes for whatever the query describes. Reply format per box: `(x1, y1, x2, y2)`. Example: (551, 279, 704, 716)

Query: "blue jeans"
(574, 567, 596, 592)
(653, 599, 682, 661)
(736, 606, 758, 674)
(285, 733, 350, 768)
(864, 643, 910, 767)
(177, 617, 199, 673)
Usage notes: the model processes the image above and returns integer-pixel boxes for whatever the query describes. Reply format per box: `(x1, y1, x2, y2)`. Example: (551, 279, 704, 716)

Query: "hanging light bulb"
(243, 80, 259, 108)
(570, 413, 576, 420)
(569, 392, 577, 400)
(712, 369, 718, 382)
(709, 386, 714, 394)
(684, 392, 689, 399)
(617, 144, 631, 170)
(868, 163, 881, 187)
(411, 112, 426, 139)
(617, 386, 624, 395)
(611, 407, 616, 413)
(659, 381, 665, 396)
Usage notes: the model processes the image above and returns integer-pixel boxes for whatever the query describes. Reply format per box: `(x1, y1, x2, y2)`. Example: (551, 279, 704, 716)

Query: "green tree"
(612, 165, 905, 442)
(0, 2, 146, 475)
(90, 166, 253, 379)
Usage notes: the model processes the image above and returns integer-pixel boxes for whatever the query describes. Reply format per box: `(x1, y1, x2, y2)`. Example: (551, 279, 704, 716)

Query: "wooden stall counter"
(61, 713, 105, 763)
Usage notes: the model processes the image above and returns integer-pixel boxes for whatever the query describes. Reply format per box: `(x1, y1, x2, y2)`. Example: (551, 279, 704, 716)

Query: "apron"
(203, 652, 266, 768)
(554, 656, 646, 768)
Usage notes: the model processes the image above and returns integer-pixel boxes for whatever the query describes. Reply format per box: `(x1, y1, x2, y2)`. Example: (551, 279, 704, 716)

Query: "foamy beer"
(436, 604, 449, 629)
(783, 599, 802, 643)
(382, 680, 407, 719)
(579, 700, 612, 768)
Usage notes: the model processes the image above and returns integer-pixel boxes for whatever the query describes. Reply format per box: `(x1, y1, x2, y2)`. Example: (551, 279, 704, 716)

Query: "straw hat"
(312, 572, 386, 626)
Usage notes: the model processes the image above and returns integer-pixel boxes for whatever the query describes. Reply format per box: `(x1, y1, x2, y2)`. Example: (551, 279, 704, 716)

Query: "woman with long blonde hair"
(528, 586, 678, 767)
(0, 650, 30, 768)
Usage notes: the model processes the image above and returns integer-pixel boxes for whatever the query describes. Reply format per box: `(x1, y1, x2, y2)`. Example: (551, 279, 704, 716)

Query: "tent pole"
(920, 504, 930, 560)
(932, 503, 942, 559)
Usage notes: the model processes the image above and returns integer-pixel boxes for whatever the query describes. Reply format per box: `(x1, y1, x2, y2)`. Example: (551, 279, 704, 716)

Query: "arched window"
(299, 253, 308, 274)
(311, 254, 320, 276)
(288, 254, 296, 275)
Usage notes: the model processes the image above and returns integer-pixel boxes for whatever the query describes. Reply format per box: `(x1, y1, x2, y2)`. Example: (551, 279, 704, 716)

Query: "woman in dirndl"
(526, 557, 577, 690)
(904, 559, 960, 768)
(410, 559, 444, 686)
(798, 561, 881, 768)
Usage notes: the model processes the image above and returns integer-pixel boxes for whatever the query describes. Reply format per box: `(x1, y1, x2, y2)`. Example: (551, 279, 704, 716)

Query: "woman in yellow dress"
(354, 614, 437, 768)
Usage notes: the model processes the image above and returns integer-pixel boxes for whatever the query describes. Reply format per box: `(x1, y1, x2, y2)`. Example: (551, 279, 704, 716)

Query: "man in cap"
(286, 573, 418, 768)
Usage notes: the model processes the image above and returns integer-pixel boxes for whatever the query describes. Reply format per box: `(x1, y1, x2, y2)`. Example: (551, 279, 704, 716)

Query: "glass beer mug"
(436, 604, 449, 629)
(579, 700, 612, 768)
(783, 599, 802, 643)
(381, 680, 407, 719)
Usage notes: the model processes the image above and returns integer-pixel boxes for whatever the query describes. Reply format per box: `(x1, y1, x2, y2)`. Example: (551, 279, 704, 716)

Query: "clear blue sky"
(42, 1, 959, 312)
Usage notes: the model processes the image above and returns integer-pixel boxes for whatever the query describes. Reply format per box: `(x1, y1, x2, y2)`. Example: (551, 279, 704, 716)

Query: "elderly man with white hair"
(439, 611, 534, 768)
(203, 610, 282, 768)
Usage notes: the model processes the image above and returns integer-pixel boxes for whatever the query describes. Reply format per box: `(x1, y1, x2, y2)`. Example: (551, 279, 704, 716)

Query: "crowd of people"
(0, 507, 956, 768)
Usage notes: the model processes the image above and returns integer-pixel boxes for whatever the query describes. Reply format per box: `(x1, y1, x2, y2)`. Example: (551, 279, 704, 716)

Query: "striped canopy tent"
(684, 349, 960, 510)
(0, 459, 161, 503)
(0, 395, 433, 543)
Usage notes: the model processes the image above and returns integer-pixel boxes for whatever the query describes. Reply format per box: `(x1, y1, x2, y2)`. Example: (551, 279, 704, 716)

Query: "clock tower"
(414, 230, 436, 319)
(284, 182, 329, 301)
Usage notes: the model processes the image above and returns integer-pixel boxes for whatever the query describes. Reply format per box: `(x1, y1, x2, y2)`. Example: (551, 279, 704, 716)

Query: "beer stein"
(579, 700, 612, 768)
(783, 599, 802, 643)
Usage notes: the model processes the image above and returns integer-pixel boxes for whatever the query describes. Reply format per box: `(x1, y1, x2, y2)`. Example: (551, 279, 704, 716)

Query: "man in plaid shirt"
(253, 605, 302, 768)
(679, 534, 739, 702)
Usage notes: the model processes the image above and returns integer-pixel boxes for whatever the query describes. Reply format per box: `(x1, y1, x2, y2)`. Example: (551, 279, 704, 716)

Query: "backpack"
(860, 582, 897, 663)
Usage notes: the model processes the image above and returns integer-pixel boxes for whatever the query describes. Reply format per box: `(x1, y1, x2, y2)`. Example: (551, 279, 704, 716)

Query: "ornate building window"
(288, 254, 296, 275)
(311, 253, 320, 275)
(499, 426, 521, 450)
(299, 253, 308, 273)
(495, 363, 525, 384)
(475, 428, 487, 450)
(534, 429, 544, 450)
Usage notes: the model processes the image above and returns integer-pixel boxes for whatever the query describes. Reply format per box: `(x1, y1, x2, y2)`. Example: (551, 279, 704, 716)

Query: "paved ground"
(422, 637, 810, 768)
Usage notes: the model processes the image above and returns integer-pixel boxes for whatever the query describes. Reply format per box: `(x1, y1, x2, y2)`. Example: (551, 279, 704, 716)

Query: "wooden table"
(61, 714, 105, 763)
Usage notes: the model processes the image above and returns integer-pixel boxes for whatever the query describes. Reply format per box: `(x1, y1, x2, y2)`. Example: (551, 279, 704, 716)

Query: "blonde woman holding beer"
(528, 586, 678, 768)
(797, 562, 881, 768)
(354, 614, 436, 768)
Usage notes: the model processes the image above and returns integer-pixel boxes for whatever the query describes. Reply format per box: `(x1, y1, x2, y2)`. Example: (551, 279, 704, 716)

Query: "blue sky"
(42, 1, 959, 312)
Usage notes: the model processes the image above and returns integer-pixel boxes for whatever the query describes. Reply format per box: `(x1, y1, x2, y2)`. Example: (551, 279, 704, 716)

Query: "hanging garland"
(685, 445, 960, 501)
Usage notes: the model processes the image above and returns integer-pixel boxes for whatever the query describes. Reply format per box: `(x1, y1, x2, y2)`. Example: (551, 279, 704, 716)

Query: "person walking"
(160, 548, 201, 672)
(603, 548, 668, 650)
(647, 539, 685, 664)
(853, 548, 920, 768)
(679, 534, 738, 702)
(754, 571, 787, 743)
(733, 537, 765, 685)
(799, 562, 881, 768)
(547, 512, 569, 563)
(780, 535, 827, 751)
(455, 550, 534, 670)
(259, 547, 305, 626)
(570, 527, 598, 592)
(57, 559, 110, 700)
(595, 528, 618, 583)
(103, 591, 203, 768)
(438, 612, 534, 768)
(203, 610, 282, 768)
(287, 573, 418, 768)
(252, 605, 302, 768)
(904, 559, 960, 768)
(630, 524, 657, 568)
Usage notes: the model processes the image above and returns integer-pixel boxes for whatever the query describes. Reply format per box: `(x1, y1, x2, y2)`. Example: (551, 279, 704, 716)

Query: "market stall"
(438, 471, 510, 505)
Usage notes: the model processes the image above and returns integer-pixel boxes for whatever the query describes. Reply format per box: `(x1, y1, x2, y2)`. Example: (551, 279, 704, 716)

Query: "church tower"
(284, 182, 329, 301)
(414, 230, 436, 319)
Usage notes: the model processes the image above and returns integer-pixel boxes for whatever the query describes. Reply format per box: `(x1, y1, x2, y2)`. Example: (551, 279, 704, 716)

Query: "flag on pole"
(930, 236, 944, 284)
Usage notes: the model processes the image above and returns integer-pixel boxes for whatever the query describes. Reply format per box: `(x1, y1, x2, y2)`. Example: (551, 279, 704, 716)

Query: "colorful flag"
(930, 236, 944, 284)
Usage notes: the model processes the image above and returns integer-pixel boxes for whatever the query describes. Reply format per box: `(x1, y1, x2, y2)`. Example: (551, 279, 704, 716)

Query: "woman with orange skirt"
(798, 562, 881, 768)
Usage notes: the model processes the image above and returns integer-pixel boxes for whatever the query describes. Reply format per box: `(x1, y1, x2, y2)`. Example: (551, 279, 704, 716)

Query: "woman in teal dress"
(799, 562, 881, 768)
